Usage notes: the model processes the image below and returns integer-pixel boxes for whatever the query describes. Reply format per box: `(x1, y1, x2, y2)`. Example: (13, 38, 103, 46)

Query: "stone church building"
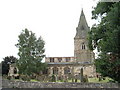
(45, 9, 96, 78)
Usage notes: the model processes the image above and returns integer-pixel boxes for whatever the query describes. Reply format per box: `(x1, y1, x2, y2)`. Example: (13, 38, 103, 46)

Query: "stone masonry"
(2, 80, 120, 88)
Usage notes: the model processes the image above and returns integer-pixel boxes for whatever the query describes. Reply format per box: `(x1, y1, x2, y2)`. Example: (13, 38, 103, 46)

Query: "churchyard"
(2, 75, 119, 88)
(2, 73, 114, 83)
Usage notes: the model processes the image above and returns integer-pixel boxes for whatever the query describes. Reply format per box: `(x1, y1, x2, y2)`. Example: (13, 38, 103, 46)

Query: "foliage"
(16, 28, 46, 76)
(0, 62, 2, 76)
(2, 56, 17, 75)
(88, 2, 120, 82)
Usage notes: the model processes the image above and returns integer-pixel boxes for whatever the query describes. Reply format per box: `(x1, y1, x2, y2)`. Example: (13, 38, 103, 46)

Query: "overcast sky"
(0, 0, 99, 62)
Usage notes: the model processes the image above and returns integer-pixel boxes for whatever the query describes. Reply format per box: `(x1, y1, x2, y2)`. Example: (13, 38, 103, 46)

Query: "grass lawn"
(30, 79, 39, 82)
(13, 77, 114, 83)
(88, 77, 113, 83)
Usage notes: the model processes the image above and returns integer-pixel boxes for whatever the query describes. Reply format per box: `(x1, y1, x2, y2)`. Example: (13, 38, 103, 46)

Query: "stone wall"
(2, 80, 120, 88)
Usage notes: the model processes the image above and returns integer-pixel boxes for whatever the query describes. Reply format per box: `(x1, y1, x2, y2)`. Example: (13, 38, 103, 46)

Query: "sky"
(0, 0, 99, 62)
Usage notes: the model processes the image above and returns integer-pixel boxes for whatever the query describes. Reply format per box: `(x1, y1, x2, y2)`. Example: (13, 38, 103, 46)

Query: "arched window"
(50, 58, 54, 62)
(64, 67, 70, 74)
(53, 67, 58, 75)
(81, 43, 85, 49)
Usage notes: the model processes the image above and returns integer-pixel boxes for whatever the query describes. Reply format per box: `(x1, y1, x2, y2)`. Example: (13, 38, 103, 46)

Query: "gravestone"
(83, 75, 89, 82)
(75, 75, 78, 82)
(60, 75, 64, 82)
(72, 75, 74, 82)
(80, 68, 84, 82)
(55, 75, 57, 81)
(64, 75, 68, 82)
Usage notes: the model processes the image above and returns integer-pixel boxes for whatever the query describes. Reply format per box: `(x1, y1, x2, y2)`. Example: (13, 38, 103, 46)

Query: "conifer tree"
(89, 2, 120, 82)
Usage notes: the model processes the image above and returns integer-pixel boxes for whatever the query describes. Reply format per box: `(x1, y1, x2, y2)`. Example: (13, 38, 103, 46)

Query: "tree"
(2, 56, 17, 75)
(88, 2, 120, 82)
(16, 29, 46, 76)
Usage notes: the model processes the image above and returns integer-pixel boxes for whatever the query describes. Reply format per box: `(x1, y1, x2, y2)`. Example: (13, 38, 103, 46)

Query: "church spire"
(81, 8, 84, 16)
(74, 9, 90, 39)
(78, 9, 88, 29)
(74, 9, 94, 63)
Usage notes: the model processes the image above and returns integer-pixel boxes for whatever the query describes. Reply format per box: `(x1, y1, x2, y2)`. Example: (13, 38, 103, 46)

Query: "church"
(8, 9, 96, 80)
(45, 9, 96, 78)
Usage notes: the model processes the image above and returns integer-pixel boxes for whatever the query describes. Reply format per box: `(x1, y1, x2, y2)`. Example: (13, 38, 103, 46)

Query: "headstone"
(72, 78, 74, 82)
(60, 75, 64, 82)
(83, 75, 88, 82)
(99, 76, 102, 81)
(68, 73, 72, 80)
(55, 75, 57, 81)
(80, 68, 84, 82)
(64, 75, 68, 82)
(72, 75, 74, 82)
(75, 77, 77, 82)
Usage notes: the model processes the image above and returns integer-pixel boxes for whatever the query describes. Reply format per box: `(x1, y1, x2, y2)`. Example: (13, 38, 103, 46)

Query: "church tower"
(74, 9, 94, 63)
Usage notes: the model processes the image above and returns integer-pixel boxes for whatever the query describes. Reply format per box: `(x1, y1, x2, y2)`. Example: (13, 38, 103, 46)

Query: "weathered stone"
(2, 79, 120, 88)
(80, 68, 83, 82)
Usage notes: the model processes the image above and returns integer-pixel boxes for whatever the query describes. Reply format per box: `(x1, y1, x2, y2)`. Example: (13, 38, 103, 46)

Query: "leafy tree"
(0, 62, 1, 76)
(16, 29, 46, 76)
(2, 56, 17, 75)
(89, 2, 120, 82)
